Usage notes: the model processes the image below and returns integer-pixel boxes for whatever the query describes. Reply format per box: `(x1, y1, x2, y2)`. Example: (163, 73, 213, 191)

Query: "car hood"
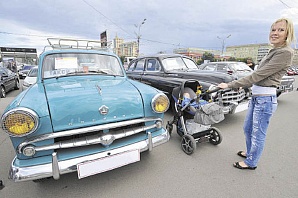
(44, 78, 144, 132)
(171, 70, 236, 83)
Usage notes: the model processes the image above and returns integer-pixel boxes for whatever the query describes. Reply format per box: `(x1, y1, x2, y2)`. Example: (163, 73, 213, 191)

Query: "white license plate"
(77, 149, 140, 179)
(234, 102, 249, 113)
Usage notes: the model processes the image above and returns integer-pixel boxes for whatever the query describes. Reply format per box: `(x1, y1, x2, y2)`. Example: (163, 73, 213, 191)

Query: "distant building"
(173, 48, 227, 62)
(226, 43, 272, 64)
(113, 35, 138, 57)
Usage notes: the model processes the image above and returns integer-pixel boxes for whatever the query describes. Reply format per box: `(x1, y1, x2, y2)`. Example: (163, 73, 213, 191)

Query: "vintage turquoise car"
(1, 38, 170, 182)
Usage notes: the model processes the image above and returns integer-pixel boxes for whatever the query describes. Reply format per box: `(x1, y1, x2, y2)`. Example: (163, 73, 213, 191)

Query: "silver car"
(199, 61, 253, 79)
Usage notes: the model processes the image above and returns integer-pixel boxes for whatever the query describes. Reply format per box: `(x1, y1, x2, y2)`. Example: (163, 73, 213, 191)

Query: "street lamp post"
(217, 34, 231, 56)
(135, 18, 146, 57)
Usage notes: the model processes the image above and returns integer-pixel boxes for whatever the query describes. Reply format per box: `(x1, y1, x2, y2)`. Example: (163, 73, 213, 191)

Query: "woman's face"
(269, 20, 287, 47)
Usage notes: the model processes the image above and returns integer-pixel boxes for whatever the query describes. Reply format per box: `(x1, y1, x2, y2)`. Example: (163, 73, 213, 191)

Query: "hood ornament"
(99, 105, 109, 115)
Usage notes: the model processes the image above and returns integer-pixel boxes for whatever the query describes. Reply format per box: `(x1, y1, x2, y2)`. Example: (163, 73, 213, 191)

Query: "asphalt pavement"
(0, 77, 298, 198)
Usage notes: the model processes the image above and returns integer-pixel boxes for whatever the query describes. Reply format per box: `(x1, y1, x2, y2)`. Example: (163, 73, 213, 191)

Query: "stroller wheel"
(181, 134, 196, 155)
(209, 127, 222, 145)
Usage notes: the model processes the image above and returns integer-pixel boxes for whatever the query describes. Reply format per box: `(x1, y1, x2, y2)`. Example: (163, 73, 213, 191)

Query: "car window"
(183, 58, 198, 69)
(28, 68, 38, 77)
(127, 60, 136, 71)
(217, 64, 228, 71)
(162, 57, 187, 70)
(230, 62, 252, 71)
(202, 64, 216, 71)
(146, 59, 160, 71)
(42, 53, 123, 79)
(134, 59, 145, 71)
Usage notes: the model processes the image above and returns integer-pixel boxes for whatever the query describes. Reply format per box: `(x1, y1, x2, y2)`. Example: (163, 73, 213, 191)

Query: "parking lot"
(1, 77, 298, 198)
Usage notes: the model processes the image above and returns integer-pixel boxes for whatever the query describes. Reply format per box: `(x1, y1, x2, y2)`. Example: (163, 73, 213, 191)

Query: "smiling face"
(269, 20, 288, 48)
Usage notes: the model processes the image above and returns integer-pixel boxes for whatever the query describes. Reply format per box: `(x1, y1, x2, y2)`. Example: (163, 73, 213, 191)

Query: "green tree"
(202, 52, 214, 62)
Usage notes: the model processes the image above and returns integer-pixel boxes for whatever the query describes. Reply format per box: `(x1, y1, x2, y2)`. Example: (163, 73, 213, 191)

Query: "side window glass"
(217, 64, 227, 71)
(127, 61, 136, 71)
(204, 65, 216, 71)
(146, 59, 160, 71)
(134, 59, 145, 71)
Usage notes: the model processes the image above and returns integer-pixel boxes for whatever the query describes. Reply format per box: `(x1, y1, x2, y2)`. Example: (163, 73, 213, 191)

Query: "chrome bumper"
(9, 130, 169, 182)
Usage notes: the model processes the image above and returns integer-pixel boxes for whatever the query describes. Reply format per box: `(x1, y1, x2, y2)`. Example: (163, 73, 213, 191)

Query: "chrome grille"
(17, 117, 162, 155)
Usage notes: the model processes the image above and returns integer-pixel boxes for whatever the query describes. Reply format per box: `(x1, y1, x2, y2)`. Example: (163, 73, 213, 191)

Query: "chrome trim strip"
(33, 122, 160, 152)
(9, 130, 169, 182)
(17, 117, 162, 153)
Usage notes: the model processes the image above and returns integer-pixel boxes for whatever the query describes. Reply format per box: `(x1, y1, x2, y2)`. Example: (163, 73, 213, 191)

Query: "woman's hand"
(217, 83, 229, 89)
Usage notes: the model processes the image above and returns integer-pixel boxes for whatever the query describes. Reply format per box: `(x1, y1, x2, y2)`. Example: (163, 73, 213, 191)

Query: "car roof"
(137, 53, 190, 59)
(202, 61, 245, 64)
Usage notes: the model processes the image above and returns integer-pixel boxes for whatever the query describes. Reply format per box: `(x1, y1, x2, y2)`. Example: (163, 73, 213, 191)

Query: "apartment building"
(113, 35, 138, 57)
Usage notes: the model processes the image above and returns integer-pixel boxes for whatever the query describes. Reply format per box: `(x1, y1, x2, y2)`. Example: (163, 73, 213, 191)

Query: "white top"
(251, 84, 276, 95)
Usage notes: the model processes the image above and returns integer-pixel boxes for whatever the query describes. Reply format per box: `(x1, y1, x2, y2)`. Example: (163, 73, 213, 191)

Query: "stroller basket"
(194, 102, 224, 125)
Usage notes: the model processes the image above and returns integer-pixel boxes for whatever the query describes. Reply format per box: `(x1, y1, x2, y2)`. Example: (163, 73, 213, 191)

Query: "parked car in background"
(18, 65, 36, 79)
(22, 66, 38, 90)
(277, 75, 295, 97)
(199, 61, 295, 97)
(126, 54, 248, 114)
(198, 61, 253, 79)
(286, 66, 298, 76)
(0, 67, 20, 98)
(1, 38, 170, 182)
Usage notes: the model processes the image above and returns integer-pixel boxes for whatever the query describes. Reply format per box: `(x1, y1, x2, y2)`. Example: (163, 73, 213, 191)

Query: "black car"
(0, 67, 20, 98)
(126, 54, 248, 114)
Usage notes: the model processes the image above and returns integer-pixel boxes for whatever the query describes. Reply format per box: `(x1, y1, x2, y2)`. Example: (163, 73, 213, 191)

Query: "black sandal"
(233, 162, 257, 170)
(237, 151, 246, 158)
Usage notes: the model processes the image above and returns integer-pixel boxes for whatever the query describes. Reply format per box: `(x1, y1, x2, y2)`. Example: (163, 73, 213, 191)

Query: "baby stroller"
(166, 80, 225, 155)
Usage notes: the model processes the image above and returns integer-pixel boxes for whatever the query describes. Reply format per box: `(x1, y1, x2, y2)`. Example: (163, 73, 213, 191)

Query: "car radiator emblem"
(99, 105, 109, 115)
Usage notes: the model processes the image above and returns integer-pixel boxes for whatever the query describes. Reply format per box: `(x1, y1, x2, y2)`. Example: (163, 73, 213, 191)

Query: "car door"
(126, 59, 145, 81)
(0, 68, 15, 91)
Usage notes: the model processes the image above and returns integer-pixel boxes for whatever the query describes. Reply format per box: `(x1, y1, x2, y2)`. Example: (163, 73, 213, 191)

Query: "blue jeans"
(243, 95, 278, 167)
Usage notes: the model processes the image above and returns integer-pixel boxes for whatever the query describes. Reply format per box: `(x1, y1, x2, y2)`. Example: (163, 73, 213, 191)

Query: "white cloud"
(0, 0, 297, 55)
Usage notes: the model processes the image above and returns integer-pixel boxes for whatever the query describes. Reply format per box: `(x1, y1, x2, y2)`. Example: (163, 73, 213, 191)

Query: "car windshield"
(230, 62, 252, 71)
(182, 57, 198, 69)
(42, 53, 124, 79)
(28, 68, 38, 77)
(162, 57, 188, 71)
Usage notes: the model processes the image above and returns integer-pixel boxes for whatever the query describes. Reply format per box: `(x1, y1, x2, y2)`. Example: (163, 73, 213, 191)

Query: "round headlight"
(1, 108, 39, 137)
(151, 93, 170, 113)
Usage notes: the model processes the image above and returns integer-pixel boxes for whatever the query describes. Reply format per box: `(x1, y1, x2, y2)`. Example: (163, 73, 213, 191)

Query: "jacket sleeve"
(227, 49, 292, 89)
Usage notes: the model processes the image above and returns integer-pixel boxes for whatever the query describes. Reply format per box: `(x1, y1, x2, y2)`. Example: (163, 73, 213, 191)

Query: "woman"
(218, 18, 296, 170)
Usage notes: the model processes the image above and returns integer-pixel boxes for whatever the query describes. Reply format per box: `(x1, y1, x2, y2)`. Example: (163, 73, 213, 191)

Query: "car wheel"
(0, 86, 6, 98)
(209, 127, 222, 145)
(14, 79, 20, 90)
(181, 134, 196, 155)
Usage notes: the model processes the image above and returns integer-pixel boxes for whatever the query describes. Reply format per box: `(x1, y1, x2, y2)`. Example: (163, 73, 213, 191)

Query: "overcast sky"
(1, 0, 298, 55)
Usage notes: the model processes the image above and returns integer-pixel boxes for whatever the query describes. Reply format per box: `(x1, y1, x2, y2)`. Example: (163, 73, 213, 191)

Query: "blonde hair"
(271, 18, 296, 47)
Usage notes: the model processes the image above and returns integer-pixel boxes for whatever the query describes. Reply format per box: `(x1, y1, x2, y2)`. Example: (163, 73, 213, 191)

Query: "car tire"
(0, 86, 6, 98)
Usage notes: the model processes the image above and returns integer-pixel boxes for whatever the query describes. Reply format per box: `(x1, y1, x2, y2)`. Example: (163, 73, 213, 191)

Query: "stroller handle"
(203, 87, 232, 95)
